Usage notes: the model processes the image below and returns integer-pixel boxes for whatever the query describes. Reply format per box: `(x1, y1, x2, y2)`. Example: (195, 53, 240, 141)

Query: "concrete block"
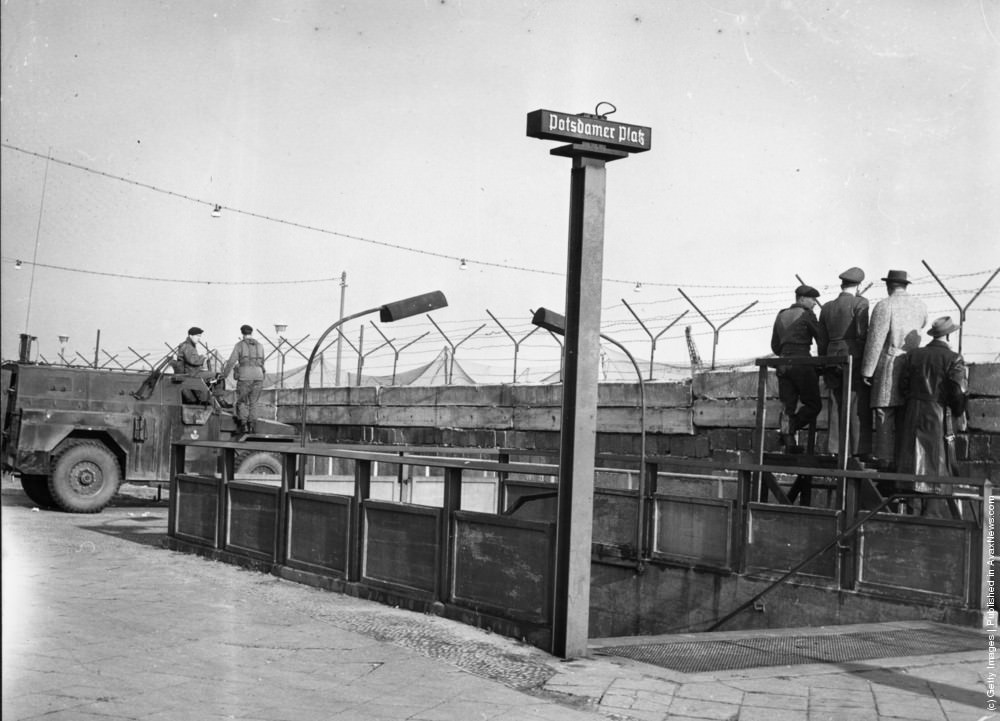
(969, 363, 1000, 397)
(599, 381, 691, 408)
(512, 406, 562, 431)
(509, 384, 563, 407)
(967, 398, 1000, 432)
(290, 386, 377, 405)
(693, 368, 777, 399)
(668, 434, 710, 458)
(966, 434, 991, 462)
(299, 405, 378, 425)
(693, 399, 783, 428)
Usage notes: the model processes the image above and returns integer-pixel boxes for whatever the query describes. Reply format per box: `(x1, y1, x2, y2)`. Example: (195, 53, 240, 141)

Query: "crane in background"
(685, 326, 705, 375)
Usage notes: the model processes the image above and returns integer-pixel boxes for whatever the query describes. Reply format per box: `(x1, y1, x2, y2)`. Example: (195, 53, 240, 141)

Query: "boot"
(246, 420, 256, 435)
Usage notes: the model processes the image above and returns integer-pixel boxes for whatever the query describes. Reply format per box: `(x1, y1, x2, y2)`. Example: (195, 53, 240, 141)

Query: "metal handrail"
(706, 491, 963, 631)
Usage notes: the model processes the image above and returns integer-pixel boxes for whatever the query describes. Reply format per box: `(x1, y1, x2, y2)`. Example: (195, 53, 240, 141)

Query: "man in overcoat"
(861, 270, 927, 469)
(818, 267, 871, 457)
(771, 285, 828, 451)
(897, 316, 967, 477)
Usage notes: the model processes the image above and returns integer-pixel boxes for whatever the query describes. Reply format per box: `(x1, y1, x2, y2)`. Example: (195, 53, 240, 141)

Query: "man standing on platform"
(223, 325, 266, 435)
(897, 316, 967, 481)
(771, 285, 828, 452)
(861, 269, 927, 470)
(819, 267, 871, 458)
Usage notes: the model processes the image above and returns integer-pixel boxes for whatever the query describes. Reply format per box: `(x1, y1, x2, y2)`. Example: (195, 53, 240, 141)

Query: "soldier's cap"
(240, 324, 253, 335)
(838, 267, 865, 284)
(881, 269, 911, 285)
(928, 316, 959, 338)
(188, 326, 203, 336)
(795, 285, 820, 298)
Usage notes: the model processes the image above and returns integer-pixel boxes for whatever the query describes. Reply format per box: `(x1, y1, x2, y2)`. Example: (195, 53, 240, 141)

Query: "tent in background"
(267, 346, 477, 389)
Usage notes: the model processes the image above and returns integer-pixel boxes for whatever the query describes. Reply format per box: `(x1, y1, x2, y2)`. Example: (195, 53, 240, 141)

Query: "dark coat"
(818, 291, 869, 359)
(771, 303, 827, 357)
(177, 338, 205, 375)
(896, 340, 967, 477)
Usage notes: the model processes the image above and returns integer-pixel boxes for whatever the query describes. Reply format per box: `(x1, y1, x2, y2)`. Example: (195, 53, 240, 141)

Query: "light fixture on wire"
(460, 259, 468, 270)
(15, 259, 23, 269)
(634, 282, 643, 293)
(211, 204, 222, 218)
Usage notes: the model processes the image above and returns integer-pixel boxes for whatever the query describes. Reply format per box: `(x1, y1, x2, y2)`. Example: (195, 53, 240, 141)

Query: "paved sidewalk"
(1, 483, 992, 721)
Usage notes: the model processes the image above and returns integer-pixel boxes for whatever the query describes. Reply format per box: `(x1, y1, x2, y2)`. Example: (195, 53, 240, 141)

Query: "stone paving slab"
(2, 481, 994, 721)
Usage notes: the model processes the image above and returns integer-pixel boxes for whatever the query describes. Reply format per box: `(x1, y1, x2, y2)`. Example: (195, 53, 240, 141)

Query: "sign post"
(527, 106, 650, 658)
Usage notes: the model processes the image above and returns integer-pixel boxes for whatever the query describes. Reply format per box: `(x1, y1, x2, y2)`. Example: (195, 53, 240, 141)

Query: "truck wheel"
(48, 442, 121, 513)
(236, 452, 282, 478)
(21, 474, 56, 508)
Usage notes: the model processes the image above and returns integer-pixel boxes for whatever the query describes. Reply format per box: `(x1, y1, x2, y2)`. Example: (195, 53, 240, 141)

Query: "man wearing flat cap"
(771, 285, 828, 451)
(819, 267, 872, 457)
(176, 326, 214, 404)
(897, 317, 967, 515)
(223, 325, 266, 434)
(861, 270, 927, 469)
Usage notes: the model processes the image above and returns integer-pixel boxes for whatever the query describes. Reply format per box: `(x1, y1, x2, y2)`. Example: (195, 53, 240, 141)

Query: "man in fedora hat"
(771, 285, 828, 452)
(819, 267, 872, 457)
(897, 316, 967, 515)
(861, 269, 927, 469)
(222, 325, 266, 435)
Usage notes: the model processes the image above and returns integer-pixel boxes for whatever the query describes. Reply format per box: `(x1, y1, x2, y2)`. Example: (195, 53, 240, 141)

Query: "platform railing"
(168, 440, 992, 643)
(168, 440, 561, 648)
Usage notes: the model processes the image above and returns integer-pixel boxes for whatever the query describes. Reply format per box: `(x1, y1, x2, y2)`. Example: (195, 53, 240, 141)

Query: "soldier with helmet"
(223, 325, 266, 434)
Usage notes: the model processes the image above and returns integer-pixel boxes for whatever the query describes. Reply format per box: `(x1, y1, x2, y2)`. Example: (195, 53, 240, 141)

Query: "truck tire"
(236, 452, 282, 478)
(20, 474, 56, 508)
(48, 441, 121, 513)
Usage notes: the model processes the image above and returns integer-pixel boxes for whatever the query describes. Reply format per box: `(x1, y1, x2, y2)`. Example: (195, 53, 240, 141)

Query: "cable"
(2, 142, 783, 290)
(1, 257, 339, 286)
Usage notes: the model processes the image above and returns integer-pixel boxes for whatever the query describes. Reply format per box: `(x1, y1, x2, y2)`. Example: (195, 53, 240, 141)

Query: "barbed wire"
(2, 142, 789, 290)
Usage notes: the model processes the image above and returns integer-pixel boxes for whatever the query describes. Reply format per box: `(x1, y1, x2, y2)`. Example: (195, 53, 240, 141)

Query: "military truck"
(1, 356, 295, 513)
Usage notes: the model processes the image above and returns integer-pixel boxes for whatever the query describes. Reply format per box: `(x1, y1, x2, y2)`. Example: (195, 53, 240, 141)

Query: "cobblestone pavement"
(1, 481, 992, 721)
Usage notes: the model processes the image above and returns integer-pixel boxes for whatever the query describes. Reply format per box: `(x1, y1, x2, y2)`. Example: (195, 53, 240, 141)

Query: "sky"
(2, 0, 999, 384)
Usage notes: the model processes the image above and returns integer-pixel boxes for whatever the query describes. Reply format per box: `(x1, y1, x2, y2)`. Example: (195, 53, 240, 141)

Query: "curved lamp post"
(532, 307, 647, 563)
(300, 291, 448, 445)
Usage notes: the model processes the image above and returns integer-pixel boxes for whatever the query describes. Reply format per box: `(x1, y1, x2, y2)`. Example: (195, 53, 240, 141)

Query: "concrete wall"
(263, 363, 999, 478)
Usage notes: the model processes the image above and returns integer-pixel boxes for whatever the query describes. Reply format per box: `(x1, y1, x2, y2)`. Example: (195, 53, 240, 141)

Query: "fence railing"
(168, 439, 991, 648)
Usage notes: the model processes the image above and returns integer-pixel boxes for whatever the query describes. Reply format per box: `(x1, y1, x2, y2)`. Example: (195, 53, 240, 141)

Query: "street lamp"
(300, 291, 448, 444)
(532, 307, 648, 562)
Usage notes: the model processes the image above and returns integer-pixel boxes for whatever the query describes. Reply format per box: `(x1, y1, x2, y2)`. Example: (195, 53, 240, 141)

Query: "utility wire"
(3, 142, 781, 290)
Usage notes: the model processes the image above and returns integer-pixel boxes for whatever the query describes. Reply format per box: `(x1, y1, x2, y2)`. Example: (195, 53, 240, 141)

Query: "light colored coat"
(861, 290, 928, 407)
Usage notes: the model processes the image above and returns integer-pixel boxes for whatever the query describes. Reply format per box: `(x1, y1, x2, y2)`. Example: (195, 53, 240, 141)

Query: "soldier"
(771, 285, 828, 452)
(860, 270, 928, 470)
(223, 325, 266, 434)
(818, 267, 872, 458)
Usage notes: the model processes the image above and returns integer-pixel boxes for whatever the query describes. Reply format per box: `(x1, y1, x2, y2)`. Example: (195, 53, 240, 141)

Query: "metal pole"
(599, 334, 646, 563)
(335, 271, 347, 385)
(550, 153, 607, 659)
(622, 298, 688, 380)
(24, 149, 51, 336)
(921, 260, 999, 354)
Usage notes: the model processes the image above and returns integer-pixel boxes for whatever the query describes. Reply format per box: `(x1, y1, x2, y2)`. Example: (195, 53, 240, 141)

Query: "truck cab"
(2, 360, 294, 512)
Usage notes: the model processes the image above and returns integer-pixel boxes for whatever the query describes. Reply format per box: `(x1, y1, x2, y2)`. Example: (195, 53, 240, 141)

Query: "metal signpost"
(527, 105, 650, 658)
